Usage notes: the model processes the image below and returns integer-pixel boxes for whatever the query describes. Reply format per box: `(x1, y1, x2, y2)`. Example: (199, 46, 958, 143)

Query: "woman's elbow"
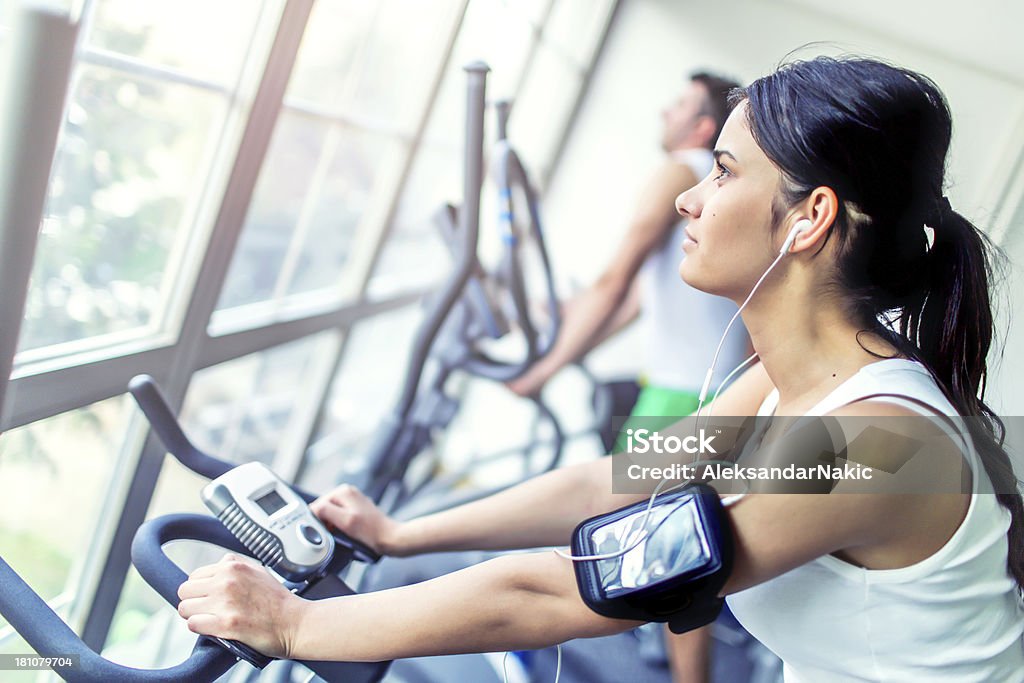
(493, 553, 643, 644)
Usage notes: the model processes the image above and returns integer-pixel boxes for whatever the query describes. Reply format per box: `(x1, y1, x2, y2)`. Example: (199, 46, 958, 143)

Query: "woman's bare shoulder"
(708, 361, 775, 417)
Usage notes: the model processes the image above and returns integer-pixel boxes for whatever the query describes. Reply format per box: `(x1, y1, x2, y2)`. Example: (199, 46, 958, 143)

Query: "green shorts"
(612, 384, 700, 453)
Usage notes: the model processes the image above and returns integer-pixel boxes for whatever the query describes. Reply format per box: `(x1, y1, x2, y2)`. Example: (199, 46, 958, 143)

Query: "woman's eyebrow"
(713, 149, 738, 164)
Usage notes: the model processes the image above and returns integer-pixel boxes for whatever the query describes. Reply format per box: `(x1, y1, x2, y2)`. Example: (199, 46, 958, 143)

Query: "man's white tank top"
(726, 358, 1024, 682)
(637, 148, 748, 391)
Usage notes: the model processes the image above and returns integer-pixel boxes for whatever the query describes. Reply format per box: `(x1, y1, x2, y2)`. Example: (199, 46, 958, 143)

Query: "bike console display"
(202, 462, 334, 582)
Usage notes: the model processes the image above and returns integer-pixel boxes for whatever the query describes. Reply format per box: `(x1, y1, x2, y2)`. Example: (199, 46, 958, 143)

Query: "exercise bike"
(0, 372, 390, 682)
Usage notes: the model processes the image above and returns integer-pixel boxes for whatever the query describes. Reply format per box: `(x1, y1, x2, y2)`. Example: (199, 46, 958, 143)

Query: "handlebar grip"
(131, 514, 273, 669)
(0, 553, 235, 682)
(132, 515, 391, 681)
(331, 533, 381, 564)
(128, 375, 233, 481)
(130, 375, 378, 570)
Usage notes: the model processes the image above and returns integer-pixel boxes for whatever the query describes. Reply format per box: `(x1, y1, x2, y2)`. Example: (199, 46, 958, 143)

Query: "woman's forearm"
(387, 456, 647, 556)
(288, 552, 640, 662)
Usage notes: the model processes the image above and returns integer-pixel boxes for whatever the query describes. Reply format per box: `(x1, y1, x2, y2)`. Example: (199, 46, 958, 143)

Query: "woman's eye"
(712, 162, 731, 182)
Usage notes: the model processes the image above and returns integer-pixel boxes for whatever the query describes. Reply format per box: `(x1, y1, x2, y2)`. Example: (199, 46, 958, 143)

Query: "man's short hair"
(690, 71, 742, 143)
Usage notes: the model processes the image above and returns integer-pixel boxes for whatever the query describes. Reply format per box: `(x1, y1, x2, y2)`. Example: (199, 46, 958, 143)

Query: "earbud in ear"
(779, 219, 813, 255)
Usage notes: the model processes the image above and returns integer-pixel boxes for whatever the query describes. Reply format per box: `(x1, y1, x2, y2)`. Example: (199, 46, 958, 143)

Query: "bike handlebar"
(128, 375, 380, 564)
(0, 552, 236, 682)
(131, 513, 390, 682)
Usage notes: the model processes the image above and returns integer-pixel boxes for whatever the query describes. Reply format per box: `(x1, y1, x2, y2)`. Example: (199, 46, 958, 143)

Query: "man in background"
(508, 71, 750, 441)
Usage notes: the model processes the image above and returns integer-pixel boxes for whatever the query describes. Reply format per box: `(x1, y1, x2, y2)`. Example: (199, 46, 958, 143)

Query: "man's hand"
(505, 364, 553, 397)
(177, 554, 305, 659)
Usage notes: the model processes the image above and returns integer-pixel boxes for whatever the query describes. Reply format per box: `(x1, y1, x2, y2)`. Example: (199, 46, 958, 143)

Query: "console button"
(299, 523, 323, 546)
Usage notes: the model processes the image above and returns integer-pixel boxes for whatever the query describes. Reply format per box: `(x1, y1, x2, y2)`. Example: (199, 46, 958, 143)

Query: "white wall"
(543, 0, 1024, 411)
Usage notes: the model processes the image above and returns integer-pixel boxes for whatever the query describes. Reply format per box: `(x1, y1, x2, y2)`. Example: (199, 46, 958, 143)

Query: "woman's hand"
(177, 554, 305, 659)
(309, 484, 404, 556)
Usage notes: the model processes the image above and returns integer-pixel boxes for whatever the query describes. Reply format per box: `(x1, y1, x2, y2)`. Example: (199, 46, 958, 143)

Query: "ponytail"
(912, 200, 1024, 591)
(915, 199, 992, 400)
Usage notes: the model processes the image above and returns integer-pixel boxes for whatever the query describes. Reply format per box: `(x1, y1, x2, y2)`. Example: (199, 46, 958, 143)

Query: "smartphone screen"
(592, 496, 711, 595)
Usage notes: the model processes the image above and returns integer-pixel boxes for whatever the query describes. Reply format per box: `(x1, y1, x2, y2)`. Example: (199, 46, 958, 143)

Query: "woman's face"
(675, 103, 786, 301)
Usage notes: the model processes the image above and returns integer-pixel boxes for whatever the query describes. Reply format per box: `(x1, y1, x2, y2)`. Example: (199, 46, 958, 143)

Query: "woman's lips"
(682, 228, 698, 251)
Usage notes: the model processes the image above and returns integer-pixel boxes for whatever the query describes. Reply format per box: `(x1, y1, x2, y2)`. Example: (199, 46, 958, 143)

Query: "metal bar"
(361, 63, 490, 501)
(79, 46, 234, 94)
(0, 5, 79, 428)
(2, 346, 174, 431)
(2, 291, 421, 432)
(196, 291, 423, 370)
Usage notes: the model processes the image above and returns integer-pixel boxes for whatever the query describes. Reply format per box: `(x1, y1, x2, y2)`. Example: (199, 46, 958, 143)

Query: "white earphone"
(696, 217, 815, 410)
(779, 218, 813, 255)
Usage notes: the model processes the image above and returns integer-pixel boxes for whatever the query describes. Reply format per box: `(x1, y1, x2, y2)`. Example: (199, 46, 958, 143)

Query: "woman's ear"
(788, 186, 839, 253)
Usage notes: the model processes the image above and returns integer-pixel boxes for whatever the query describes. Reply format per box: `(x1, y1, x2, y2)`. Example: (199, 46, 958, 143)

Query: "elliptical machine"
(359, 71, 563, 509)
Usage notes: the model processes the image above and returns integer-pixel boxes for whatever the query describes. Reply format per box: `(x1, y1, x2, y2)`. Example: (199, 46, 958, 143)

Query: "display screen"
(592, 496, 711, 596)
(253, 489, 288, 516)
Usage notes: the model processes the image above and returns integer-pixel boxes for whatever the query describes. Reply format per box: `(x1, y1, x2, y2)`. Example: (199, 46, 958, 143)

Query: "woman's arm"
(178, 550, 642, 661)
(317, 450, 655, 557)
(313, 457, 650, 557)
(386, 456, 647, 555)
(313, 362, 777, 557)
(176, 477, 910, 663)
(178, 397, 961, 662)
(176, 486, 898, 662)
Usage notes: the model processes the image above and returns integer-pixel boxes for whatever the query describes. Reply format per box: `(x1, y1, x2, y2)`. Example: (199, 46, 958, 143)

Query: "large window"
(0, 0, 618, 668)
(0, 397, 132, 635)
(211, 0, 463, 331)
(17, 0, 276, 365)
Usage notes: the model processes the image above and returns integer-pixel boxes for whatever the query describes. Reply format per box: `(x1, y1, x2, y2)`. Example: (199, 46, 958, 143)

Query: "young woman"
(176, 57, 1024, 680)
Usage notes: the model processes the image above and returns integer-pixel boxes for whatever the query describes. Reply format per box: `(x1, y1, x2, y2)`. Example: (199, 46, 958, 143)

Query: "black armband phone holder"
(570, 483, 734, 634)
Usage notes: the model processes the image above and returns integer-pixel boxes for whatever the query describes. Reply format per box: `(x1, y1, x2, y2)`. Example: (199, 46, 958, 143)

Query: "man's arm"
(509, 160, 699, 396)
(665, 626, 711, 683)
(579, 276, 643, 355)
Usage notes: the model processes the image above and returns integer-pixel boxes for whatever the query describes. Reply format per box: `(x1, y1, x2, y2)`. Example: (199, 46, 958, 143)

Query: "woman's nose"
(675, 186, 701, 218)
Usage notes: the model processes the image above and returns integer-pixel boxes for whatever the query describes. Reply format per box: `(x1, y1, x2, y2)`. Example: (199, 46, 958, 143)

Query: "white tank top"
(727, 358, 1024, 682)
(638, 148, 748, 391)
